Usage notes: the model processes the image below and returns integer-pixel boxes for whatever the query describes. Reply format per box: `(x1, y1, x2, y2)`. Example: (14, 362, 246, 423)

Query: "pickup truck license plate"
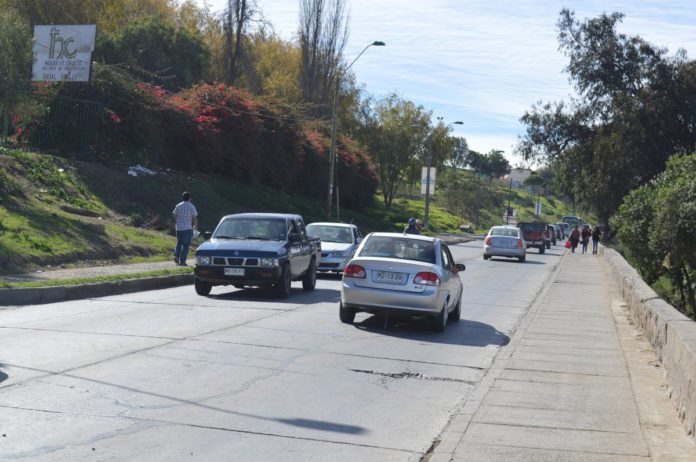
(224, 267, 245, 276)
(374, 271, 405, 284)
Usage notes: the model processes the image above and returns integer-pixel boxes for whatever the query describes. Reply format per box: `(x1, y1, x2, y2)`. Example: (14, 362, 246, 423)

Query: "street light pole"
(326, 41, 385, 219)
(423, 118, 462, 230)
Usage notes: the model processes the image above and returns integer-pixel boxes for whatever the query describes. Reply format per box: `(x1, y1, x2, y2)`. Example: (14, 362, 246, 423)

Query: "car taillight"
(414, 272, 440, 286)
(517, 239, 523, 248)
(343, 264, 366, 278)
(485, 237, 491, 245)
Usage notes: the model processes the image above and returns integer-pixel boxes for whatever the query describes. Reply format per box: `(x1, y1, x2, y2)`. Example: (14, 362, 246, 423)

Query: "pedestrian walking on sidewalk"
(569, 225, 580, 253)
(581, 225, 591, 254)
(172, 191, 198, 266)
(592, 226, 602, 254)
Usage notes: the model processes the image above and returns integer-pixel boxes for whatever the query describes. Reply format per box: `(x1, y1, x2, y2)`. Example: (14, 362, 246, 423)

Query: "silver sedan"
(339, 232, 465, 331)
(483, 225, 526, 262)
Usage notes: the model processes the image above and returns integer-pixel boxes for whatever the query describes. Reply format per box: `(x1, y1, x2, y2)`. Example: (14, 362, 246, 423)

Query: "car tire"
(450, 295, 461, 322)
(339, 303, 355, 324)
(483, 254, 490, 260)
(194, 278, 212, 296)
(539, 246, 545, 254)
(302, 258, 317, 291)
(275, 263, 291, 298)
(433, 304, 448, 332)
(518, 255, 526, 263)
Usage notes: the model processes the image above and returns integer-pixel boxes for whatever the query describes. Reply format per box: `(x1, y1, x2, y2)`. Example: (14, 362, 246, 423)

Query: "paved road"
(0, 241, 673, 461)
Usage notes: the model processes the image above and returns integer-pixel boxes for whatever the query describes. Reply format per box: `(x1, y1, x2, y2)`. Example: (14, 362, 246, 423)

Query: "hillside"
(0, 148, 584, 274)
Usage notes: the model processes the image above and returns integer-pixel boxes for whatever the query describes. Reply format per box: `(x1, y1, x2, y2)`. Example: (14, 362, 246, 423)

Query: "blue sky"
(200, 1, 696, 165)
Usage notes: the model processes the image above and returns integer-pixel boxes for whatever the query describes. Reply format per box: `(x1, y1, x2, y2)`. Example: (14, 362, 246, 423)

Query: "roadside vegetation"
(0, 1, 693, 316)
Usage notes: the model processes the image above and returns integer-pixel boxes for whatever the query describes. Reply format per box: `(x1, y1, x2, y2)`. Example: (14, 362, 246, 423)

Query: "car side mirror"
(355, 238, 362, 244)
(456, 263, 466, 272)
(204, 231, 213, 240)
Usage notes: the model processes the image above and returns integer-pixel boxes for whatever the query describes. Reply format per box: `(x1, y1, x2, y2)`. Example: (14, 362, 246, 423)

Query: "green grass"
(0, 147, 579, 275)
(0, 267, 192, 289)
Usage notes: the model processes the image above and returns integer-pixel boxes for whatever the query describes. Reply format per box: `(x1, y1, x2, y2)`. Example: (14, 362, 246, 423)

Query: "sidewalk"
(432, 251, 696, 461)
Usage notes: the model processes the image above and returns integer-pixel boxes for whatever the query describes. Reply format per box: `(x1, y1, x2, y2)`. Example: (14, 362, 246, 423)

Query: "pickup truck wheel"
(194, 278, 212, 296)
(483, 254, 490, 260)
(275, 263, 291, 298)
(339, 303, 355, 324)
(302, 258, 317, 290)
(546, 241, 551, 249)
(518, 255, 526, 263)
(539, 246, 545, 254)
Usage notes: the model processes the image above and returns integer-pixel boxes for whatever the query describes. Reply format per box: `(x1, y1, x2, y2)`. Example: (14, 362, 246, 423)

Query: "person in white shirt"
(172, 191, 198, 265)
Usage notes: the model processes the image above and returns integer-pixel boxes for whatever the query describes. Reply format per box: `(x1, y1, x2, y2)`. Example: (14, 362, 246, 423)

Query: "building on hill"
(507, 168, 532, 188)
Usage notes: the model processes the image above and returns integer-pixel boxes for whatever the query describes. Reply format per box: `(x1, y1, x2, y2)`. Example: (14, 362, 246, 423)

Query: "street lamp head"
(453, 121, 463, 125)
(372, 41, 386, 46)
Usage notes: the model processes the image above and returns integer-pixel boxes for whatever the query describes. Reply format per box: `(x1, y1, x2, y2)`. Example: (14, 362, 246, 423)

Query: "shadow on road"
(487, 257, 546, 265)
(2, 361, 368, 435)
(208, 287, 338, 304)
(0, 364, 7, 384)
(355, 316, 509, 347)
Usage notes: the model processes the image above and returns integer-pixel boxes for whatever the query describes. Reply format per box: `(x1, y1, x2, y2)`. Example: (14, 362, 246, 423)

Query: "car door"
(290, 218, 310, 277)
(440, 243, 461, 310)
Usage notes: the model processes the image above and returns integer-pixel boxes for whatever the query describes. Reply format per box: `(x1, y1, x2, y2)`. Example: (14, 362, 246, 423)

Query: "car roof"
(307, 222, 356, 228)
(221, 213, 301, 220)
(367, 232, 440, 243)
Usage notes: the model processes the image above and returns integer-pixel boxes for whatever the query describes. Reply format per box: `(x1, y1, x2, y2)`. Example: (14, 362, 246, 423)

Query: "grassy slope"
(0, 148, 583, 274)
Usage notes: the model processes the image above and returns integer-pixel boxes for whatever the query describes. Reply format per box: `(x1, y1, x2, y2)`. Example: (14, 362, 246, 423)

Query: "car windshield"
(306, 225, 353, 244)
(214, 218, 287, 241)
(359, 236, 435, 263)
(490, 227, 518, 237)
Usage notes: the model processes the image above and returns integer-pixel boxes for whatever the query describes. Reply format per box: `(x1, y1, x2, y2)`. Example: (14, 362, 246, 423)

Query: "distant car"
(339, 232, 466, 332)
(517, 222, 546, 254)
(306, 222, 362, 273)
(554, 222, 566, 239)
(546, 224, 557, 246)
(483, 225, 526, 262)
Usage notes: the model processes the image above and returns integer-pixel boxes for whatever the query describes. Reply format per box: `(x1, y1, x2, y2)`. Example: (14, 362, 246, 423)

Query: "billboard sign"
(421, 167, 436, 195)
(32, 25, 96, 82)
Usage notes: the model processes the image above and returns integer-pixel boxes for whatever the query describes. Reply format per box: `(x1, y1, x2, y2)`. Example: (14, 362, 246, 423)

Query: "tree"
(0, 7, 31, 137)
(517, 9, 696, 227)
(96, 17, 210, 90)
(298, 0, 348, 117)
(355, 92, 430, 209)
(223, 0, 262, 85)
(615, 153, 696, 315)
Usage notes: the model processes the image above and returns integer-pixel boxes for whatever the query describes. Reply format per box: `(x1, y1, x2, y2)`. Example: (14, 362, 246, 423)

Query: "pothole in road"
(349, 368, 476, 384)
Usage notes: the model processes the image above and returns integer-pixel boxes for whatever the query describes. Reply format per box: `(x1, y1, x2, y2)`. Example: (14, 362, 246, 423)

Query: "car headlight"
(197, 255, 211, 265)
(260, 257, 276, 267)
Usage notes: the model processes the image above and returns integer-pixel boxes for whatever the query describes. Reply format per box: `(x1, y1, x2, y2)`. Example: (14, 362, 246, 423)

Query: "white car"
(340, 232, 465, 331)
(306, 222, 362, 273)
(483, 225, 527, 262)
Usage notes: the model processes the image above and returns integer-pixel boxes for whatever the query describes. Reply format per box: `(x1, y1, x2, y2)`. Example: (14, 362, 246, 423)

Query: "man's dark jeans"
(174, 229, 193, 264)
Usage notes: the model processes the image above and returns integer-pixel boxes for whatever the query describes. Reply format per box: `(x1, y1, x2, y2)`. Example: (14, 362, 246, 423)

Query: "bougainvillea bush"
(13, 67, 377, 209)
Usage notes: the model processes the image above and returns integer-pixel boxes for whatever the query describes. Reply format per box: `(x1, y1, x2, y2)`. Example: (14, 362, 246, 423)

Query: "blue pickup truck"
(193, 213, 321, 298)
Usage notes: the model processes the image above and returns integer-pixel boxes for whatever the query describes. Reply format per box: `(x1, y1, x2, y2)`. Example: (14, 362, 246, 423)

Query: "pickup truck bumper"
(194, 265, 281, 287)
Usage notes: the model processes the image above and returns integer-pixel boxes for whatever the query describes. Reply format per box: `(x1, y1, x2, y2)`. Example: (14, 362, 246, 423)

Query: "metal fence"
(28, 96, 102, 160)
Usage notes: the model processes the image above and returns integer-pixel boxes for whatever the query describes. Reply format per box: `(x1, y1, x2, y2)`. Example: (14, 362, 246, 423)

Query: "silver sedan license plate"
(374, 270, 405, 284)
(224, 267, 245, 276)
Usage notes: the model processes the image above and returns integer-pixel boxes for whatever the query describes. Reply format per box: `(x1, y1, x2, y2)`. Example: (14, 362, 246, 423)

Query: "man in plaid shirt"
(172, 191, 198, 265)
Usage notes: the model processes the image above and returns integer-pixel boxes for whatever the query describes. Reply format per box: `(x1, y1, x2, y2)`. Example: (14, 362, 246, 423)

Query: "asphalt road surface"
(0, 240, 564, 461)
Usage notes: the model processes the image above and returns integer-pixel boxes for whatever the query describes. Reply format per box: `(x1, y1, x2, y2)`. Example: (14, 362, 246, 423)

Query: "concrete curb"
(0, 274, 193, 307)
(603, 247, 696, 439)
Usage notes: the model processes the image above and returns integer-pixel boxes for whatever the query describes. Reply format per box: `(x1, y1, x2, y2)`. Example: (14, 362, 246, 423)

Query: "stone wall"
(603, 248, 696, 438)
